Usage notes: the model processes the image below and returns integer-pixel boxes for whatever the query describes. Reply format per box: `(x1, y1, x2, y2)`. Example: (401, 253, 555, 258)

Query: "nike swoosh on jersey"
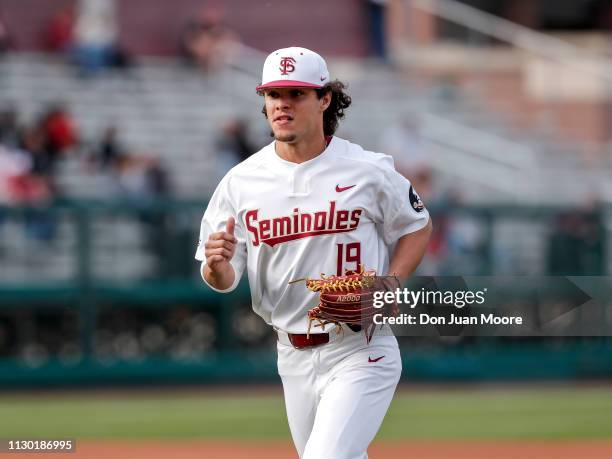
(368, 355, 385, 363)
(336, 184, 356, 192)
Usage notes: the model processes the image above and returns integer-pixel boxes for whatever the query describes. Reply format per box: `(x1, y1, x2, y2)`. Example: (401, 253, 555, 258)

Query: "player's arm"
(388, 217, 432, 283)
(202, 217, 238, 291)
(375, 155, 432, 282)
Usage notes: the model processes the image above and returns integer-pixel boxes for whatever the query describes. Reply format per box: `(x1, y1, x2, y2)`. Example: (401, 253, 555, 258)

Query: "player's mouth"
(274, 114, 294, 126)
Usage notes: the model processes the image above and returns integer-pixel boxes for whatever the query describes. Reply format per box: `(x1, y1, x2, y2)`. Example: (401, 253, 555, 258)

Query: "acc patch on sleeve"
(409, 185, 425, 213)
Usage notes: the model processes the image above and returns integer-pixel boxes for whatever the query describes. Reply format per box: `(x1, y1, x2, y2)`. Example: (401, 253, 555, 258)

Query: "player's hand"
(204, 217, 237, 272)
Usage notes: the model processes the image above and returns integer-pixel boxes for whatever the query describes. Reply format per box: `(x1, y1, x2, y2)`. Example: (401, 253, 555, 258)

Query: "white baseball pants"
(277, 327, 402, 459)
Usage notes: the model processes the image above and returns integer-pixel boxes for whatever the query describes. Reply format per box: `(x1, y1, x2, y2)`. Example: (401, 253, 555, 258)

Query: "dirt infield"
(9, 440, 612, 459)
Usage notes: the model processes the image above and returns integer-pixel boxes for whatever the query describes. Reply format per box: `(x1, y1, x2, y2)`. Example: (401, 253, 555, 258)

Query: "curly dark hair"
(258, 80, 352, 136)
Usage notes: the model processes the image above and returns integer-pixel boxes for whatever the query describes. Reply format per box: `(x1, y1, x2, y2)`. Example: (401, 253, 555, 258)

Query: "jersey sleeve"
(374, 155, 430, 244)
(195, 175, 247, 293)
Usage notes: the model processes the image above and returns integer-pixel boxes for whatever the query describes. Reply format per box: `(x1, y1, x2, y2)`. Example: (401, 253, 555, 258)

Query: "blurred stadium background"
(0, 0, 611, 457)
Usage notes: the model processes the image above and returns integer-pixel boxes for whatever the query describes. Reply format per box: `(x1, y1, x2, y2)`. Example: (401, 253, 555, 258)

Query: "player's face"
(263, 87, 330, 143)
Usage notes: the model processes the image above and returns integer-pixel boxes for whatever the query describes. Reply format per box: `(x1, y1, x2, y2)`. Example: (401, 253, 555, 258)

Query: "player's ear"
(320, 91, 332, 112)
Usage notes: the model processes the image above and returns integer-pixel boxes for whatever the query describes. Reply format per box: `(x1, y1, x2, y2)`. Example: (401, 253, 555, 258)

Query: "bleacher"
(1, 51, 611, 283)
(2, 51, 610, 203)
(0, 52, 262, 198)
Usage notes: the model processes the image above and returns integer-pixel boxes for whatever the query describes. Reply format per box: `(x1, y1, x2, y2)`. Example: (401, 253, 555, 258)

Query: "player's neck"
(275, 133, 328, 164)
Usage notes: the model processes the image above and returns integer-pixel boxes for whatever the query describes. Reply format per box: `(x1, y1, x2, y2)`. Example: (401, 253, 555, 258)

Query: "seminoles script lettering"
(245, 201, 362, 247)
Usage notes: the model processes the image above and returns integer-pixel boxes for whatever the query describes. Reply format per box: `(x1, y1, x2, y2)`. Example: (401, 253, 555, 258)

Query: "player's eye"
(267, 90, 279, 98)
(291, 89, 303, 97)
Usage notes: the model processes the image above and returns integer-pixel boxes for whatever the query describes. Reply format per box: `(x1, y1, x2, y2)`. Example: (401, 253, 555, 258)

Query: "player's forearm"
(387, 218, 433, 282)
(202, 262, 236, 291)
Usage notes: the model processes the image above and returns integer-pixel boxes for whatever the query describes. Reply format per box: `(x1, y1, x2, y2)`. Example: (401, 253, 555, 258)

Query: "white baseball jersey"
(195, 136, 429, 333)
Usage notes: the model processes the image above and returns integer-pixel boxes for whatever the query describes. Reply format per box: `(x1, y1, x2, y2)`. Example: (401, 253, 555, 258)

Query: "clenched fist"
(203, 217, 237, 290)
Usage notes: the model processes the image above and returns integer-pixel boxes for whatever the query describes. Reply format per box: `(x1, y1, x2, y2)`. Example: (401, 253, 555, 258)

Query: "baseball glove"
(292, 268, 400, 343)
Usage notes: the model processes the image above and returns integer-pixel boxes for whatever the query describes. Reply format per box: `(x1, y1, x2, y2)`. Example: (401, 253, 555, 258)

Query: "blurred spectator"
(145, 157, 170, 198)
(0, 107, 19, 148)
(41, 105, 79, 158)
(114, 154, 170, 200)
(0, 15, 10, 55)
(179, 7, 241, 73)
(547, 206, 604, 275)
(215, 118, 255, 176)
(114, 155, 149, 198)
(0, 144, 55, 242)
(72, 0, 131, 76)
(95, 125, 124, 169)
(111, 154, 173, 279)
(379, 114, 433, 201)
(366, 0, 388, 59)
(6, 173, 52, 206)
(6, 104, 78, 195)
(19, 125, 54, 178)
(0, 145, 33, 204)
(1, 107, 56, 198)
(45, 6, 75, 53)
(6, 111, 62, 242)
(444, 216, 488, 275)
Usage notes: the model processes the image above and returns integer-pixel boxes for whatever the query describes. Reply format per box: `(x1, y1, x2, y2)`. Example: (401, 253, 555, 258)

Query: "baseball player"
(196, 47, 432, 459)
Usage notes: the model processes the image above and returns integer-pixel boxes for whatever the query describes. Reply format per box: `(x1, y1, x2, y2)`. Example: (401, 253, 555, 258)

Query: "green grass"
(0, 387, 611, 440)
(384, 388, 612, 440)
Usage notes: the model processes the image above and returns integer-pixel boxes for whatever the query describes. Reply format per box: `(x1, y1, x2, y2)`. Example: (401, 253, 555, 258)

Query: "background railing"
(1, 199, 610, 387)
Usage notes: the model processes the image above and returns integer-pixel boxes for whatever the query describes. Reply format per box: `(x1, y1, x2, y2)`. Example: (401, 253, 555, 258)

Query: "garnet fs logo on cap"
(279, 57, 296, 75)
(256, 46, 330, 91)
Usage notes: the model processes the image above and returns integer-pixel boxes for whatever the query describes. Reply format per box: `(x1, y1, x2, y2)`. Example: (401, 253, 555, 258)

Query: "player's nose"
(275, 94, 292, 109)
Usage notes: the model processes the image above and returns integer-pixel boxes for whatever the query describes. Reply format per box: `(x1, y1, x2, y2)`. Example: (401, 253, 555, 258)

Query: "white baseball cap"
(256, 46, 330, 91)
